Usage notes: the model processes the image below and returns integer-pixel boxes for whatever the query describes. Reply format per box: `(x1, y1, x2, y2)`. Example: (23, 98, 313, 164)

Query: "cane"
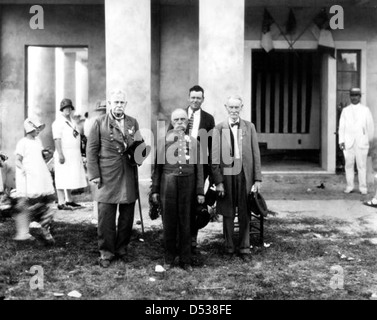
(134, 166, 145, 238)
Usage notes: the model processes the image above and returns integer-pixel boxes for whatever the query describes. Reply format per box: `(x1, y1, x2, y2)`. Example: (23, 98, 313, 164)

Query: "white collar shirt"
(228, 118, 241, 159)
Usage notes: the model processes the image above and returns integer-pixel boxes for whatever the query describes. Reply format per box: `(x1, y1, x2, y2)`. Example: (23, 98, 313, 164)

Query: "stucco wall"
(0, 4, 106, 187)
(159, 5, 198, 122)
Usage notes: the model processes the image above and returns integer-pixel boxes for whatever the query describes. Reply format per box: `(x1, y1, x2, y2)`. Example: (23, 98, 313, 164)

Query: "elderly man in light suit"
(211, 95, 262, 261)
(338, 88, 374, 195)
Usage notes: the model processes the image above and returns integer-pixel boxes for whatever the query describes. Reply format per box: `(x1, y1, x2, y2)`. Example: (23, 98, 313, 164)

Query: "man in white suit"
(338, 88, 374, 194)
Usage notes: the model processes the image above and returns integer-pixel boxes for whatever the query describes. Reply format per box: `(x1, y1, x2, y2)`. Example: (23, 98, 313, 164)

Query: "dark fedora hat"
(95, 100, 107, 112)
(248, 192, 268, 217)
(60, 98, 75, 111)
(125, 139, 151, 166)
(195, 204, 211, 230)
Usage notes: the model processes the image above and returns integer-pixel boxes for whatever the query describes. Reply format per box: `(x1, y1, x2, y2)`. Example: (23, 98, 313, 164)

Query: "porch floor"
(261, 149, 323, 173)
(262, 159, 324, 173)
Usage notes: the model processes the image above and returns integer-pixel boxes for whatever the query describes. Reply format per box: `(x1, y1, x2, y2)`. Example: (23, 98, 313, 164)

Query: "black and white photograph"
(1, 0, 377, 306)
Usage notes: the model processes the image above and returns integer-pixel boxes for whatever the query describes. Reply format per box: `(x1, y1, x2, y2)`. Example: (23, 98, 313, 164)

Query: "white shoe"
(29, 221, 41, 228)
(344, 187, 354, 194)
(13, 233, 35, 241)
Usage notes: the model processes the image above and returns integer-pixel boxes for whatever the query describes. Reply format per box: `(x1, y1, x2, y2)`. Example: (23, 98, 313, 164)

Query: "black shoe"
(57, 204, 73, 211)
(99, 258, 111, 268)
(118, 254, 129, 264)
(191, 256, 204, 267)
(65, 202, 82, 208)
(179, 263, 193, 272)
(191, 246, 201, 255)
(239, 253, 252, 262)
(224, 252, 234, 261)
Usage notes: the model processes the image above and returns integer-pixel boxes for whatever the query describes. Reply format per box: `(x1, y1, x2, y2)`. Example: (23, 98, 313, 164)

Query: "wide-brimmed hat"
(349, 88, 362, 96)
(60, 98, 75, 111)
(205, 185, 217, 207)
(24, 118, 45, 134)
(248, 191, 268, 217)
(195, 204, 211, 229)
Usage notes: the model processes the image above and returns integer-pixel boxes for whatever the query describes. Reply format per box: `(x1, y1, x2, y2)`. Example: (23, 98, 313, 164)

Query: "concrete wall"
(0, 4, 106, 187)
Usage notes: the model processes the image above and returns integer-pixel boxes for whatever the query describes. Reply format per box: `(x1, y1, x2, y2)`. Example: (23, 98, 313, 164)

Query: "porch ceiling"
(0, 0, 374, 6)
(156, 0, 375, 7)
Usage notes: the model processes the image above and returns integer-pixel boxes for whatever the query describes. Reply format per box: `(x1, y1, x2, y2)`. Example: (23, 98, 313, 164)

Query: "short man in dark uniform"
(152, 108, 205, 271)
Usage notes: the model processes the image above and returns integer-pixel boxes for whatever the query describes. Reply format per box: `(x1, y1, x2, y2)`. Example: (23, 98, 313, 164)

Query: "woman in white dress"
(52, 98, 87, 210)
(14, 118, 56, 242)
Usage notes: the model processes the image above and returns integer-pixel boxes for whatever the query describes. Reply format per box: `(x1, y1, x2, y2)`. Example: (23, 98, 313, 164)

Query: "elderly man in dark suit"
(211, 95, 262, 261)
(152, 108, 205, 271)
(168, 85, 215, 257)
(86, 89, 147, 268)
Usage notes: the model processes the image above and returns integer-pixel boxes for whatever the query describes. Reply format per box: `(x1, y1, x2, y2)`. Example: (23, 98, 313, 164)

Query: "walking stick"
(135, 166, 145, 238)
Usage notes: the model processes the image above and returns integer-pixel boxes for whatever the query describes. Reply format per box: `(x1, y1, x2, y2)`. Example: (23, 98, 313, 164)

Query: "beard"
(111, 109, 124, 119)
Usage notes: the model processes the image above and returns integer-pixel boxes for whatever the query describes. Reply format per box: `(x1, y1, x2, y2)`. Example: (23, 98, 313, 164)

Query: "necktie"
(231, 122, 239, 128)
(188, 109, 197, 131)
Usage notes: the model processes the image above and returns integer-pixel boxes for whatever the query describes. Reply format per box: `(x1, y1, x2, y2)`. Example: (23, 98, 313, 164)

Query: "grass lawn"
(1, 208, 377, 300)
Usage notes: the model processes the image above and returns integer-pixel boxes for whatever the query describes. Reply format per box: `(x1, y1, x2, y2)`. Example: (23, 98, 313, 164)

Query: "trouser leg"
(98, 202, 117, 260)
(223, 215, 235, 254)
(344, 148, 356, 190)
(161, 175, 178, 264)
(116, 202, 135, 256)
(238, 208, 251, 254)
(14, 198, 31, 239)
(355, 147, 368, 192)
(177, 175, 194, 265)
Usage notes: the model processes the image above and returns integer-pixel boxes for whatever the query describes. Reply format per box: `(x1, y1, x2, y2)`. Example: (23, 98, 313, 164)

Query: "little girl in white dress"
(13, 118, 56, 243)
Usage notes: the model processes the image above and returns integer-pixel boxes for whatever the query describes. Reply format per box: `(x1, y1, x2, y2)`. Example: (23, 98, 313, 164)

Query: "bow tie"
(230, 122, 239, 128)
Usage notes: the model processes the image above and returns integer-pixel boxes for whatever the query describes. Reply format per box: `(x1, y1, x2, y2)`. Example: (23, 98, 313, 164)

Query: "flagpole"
(272, 18, 299, 57)
(290, 10, 324, 49)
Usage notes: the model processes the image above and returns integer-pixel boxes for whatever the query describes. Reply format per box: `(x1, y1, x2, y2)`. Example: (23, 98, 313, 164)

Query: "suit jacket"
(338, 103, 374, 150)
(86, 113, 143, 204)
(211, 119, 262, 217)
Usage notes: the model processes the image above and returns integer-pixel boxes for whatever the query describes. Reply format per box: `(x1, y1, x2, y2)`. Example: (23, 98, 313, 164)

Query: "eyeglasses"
(350, 94, 360, 97)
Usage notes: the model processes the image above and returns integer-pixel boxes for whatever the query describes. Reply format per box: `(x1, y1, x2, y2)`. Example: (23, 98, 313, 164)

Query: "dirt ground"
(2, 171, 377, 300)
(58, 171, 375, 237)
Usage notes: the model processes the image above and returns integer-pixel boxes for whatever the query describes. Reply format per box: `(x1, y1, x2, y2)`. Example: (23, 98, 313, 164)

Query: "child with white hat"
(13, 118, 56, 243)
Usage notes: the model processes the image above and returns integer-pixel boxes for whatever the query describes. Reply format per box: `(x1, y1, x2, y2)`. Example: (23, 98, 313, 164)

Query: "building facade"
(0, 0, 376, 185)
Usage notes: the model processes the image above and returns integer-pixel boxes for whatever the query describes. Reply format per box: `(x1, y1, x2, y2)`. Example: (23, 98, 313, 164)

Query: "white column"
(63, 51, 76, 106)
(27, 47, 56, 150)
(321, 54, 336, 173)
(199, 0, 245, 123)
(105, 0, 151, 179)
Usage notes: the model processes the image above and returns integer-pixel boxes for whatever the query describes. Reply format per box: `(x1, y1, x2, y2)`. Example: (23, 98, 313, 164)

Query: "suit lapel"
(239, 119, 247, 157)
